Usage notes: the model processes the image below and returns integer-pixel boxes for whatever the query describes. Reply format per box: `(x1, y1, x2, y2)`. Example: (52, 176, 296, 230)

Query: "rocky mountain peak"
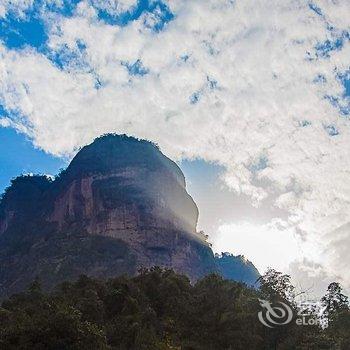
(0, 134, 259, 299)
(63, 134, 186, 187)
(51, 133, 199, 236)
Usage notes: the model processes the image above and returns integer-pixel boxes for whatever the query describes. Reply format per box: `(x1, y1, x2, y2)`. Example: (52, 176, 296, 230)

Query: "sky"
(0, 0, 350, 296)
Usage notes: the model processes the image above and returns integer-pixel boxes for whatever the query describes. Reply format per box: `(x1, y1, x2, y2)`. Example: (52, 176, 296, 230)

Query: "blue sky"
(0, 0, 175, 191)
(1, 0, 350, 292)
(0, 0, 174, 50)
(0, 0, 348, 193)
(0, 128, 66, 193)
(0, 0, 185, 194)
(0, 0, 217, 222)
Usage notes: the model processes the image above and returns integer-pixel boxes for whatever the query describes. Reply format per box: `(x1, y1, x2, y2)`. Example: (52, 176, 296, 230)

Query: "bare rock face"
(0, 135, 215, 298)
(0, 134, 259, 299)
(50, 135, 214, 277)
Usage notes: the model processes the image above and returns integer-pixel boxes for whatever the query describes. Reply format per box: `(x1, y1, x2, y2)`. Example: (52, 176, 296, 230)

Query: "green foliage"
(258, 268, 295, 302)
(0, 174, 52, 216)
(321, 283, 350, 349)
(0, 174, 54, 254)
(0, 268, 348, 350)
(321, 282, 349, 317)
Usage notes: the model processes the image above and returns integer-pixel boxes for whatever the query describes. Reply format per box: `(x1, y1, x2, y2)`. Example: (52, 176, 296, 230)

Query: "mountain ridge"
(0, 134, 259, 298)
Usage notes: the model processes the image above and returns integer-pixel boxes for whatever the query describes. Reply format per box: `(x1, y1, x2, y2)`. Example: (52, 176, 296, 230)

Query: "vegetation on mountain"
(215, 252, 260, 286)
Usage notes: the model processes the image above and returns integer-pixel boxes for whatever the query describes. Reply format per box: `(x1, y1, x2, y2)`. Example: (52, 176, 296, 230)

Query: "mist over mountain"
(0, 134, 259, 298)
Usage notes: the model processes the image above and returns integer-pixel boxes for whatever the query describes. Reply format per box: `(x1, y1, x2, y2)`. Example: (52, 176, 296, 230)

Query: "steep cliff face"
(0, 134, 259, 298)
(48, 136, 213, 277)
(0, 135, 215, 298)
(51, 135, 198, 235)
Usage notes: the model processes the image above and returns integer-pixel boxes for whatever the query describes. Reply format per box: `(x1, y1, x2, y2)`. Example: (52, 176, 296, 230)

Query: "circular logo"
(258, 299, 294, 328)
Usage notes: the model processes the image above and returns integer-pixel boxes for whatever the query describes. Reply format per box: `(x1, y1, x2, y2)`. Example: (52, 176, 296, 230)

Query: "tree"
(258, 268, 295, 302)
(321, 282, 349, 318)
(0, 269, 348, 349)
(322, 282, 350, 349)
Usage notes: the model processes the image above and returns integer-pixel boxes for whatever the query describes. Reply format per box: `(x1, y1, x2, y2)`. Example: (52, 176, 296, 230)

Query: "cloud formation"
(0, 0, 350, 291)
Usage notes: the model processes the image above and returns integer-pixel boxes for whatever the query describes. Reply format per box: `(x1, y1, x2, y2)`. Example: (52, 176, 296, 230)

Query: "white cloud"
(213, 219, 350, 295)
(212, 220, 301, 274)
(89, 0, 137, 15)
(288, 259, 340, 299)
(0, 0, 34, 18)
(1, 0, 350, 289)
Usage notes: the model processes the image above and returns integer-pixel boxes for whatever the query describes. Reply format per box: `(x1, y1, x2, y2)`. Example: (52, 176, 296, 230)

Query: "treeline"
(0, 267, 349, 349)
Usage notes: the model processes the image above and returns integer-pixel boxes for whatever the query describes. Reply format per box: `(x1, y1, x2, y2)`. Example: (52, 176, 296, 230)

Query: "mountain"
(215, 252, 260, 286)
(0, 134, 259, 298)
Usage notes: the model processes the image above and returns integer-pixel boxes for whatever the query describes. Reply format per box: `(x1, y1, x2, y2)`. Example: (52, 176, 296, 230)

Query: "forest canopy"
(0, 267, 349, 350)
